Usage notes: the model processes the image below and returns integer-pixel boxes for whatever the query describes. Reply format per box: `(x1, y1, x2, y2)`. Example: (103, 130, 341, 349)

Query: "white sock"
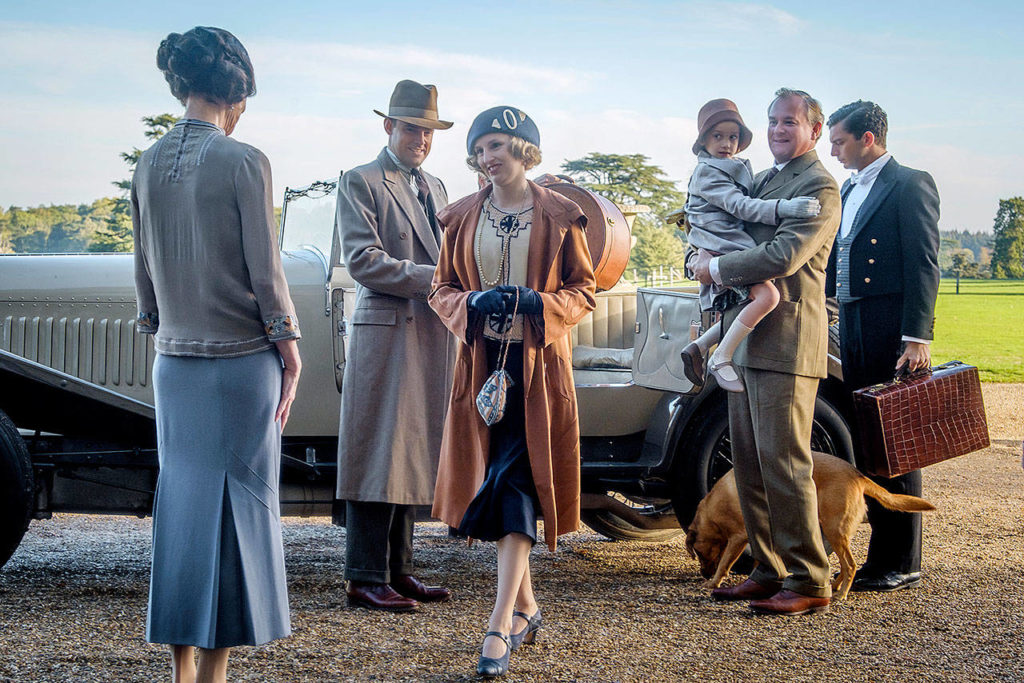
(693, 321, 721, 354)
(710, 321, 755, 382)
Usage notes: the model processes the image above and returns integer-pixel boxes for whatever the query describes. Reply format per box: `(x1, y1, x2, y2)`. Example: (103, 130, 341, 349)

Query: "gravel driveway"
(1, 385, 1021, 682)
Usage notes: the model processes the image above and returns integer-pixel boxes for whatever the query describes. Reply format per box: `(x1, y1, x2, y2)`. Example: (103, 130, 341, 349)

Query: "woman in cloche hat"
(427, 107, 596, 678)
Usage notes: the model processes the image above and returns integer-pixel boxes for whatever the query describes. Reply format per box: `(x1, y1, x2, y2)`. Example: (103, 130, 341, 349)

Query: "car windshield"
(279, 179, 338, 263)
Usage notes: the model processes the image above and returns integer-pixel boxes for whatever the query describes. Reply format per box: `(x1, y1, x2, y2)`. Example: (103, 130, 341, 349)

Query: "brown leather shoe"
(710, 578, 778, 601)
(680, 341, 706, 390)
(392, 574, 452, 603)
(346, 581, 420, 612)
(749, 589, 830, 616)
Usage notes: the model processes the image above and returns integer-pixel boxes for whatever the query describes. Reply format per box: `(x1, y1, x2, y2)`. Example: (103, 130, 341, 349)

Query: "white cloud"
(896, 141, 1018, 231)
(253, 40, 594, 96)
(0, 22, 598, 207)
(0, 17, 1011, 234)
(0, 21, 157, 97)
(684, 2, 805, 35)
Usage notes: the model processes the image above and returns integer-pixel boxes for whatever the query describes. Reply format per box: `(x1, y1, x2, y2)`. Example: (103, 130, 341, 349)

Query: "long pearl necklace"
(476, 185, 531, 287)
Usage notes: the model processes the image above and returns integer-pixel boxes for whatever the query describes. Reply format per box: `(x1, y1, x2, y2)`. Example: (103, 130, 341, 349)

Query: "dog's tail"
(861, 478, 936, 512)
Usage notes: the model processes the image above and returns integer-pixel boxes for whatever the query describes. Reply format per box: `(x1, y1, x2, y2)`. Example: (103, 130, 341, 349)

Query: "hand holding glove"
(777, 196, 821, 219)
(495, 285, 544, 315)
(467, 289, 508, 315)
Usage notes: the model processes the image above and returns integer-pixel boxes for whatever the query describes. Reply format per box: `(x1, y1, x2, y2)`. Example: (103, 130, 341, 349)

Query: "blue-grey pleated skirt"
(147, 349, 291, 649)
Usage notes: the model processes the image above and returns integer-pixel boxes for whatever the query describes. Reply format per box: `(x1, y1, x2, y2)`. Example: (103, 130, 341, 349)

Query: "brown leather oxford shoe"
(749, 589, 830, 616)
(710, 578, 779, 601)
(392, 574, 452, 603)
(346, 581, 420, 612)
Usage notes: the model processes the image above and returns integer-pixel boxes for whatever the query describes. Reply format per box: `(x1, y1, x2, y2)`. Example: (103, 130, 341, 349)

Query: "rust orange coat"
(428, 181, 597, 550)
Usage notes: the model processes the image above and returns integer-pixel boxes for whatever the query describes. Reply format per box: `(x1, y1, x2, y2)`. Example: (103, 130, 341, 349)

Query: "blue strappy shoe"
(476, 631, 512, 678)
(509, 608, 542, 650)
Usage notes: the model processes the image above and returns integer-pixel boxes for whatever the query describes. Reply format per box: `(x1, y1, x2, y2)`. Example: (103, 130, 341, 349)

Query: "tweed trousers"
(728, 365, 832, 598)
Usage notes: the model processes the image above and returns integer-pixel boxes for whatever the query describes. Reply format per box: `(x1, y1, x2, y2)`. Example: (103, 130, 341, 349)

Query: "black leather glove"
(467, 289, 507, 315)
(496, 285, 543, 315)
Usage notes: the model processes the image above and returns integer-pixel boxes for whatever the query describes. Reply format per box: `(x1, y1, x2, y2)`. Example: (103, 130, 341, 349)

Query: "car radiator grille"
(1, 307, 153, 388)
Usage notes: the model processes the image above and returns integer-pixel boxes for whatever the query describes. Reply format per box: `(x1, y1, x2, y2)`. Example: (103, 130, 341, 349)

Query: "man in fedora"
(336, 79, 456, 612)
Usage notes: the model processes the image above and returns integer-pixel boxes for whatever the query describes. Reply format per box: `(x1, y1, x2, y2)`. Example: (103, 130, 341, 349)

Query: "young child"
(681, 98, 820, 392)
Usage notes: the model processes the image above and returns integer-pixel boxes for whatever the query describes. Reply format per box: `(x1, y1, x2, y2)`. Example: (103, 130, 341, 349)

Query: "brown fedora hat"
(374, 79, 453, 130)
(692, 98, 752, 155)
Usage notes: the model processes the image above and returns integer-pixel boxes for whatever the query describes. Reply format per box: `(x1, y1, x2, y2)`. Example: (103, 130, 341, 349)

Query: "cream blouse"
(474, 198, 533, 342)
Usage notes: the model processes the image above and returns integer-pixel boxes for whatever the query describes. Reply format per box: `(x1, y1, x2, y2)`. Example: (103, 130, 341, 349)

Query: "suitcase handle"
(893, 365, 931, 383)
(893, 359, 964, 384)
(658, 307, 670, 339)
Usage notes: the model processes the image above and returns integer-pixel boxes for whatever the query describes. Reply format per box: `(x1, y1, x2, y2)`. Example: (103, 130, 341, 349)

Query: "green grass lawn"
(642, 276, 1024, 382)
(932, 279, 1024, 382)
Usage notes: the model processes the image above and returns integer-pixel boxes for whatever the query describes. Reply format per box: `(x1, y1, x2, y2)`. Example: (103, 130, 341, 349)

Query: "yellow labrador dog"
(684, 452, 935, 600)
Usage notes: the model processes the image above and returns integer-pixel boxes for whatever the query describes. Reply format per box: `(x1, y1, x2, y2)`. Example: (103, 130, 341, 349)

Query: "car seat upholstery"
(571, 287, 637, 351)
(571, 286, 637, 372)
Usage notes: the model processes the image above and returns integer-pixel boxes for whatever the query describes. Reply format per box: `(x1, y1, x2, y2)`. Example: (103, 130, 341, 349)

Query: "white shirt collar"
(385, 147, 415, 176)
(849, 152, 891, 186)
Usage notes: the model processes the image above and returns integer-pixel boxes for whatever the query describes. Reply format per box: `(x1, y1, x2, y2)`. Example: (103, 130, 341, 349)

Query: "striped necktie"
(755, 166, 780, 196)
(412, 168, 439, 242)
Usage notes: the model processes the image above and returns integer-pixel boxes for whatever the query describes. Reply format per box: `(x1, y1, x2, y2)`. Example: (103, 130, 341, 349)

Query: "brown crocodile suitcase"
(852, 361, 990, 478)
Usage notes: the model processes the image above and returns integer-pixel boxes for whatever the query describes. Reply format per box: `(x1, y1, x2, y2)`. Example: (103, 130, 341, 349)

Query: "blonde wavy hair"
(466, 135, 542, 175)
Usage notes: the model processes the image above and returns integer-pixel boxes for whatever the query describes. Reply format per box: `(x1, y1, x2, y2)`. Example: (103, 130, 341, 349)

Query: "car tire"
(581, 497, 683, 543)
(0, 409, 33, 569)
(671, 392, 854, 528)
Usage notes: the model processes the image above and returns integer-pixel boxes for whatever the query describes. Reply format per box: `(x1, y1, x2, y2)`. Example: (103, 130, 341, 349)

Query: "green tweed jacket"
(716, 149, 840, 379)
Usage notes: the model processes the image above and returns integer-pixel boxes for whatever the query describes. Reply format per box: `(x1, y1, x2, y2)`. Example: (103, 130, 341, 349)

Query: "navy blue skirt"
(457, 339, 540, 544)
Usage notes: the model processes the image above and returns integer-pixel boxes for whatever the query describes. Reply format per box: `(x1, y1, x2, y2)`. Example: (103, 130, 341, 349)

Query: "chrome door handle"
(658, 307, 670, 339)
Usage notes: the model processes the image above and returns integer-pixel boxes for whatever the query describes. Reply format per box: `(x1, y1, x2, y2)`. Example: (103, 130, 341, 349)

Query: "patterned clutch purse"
(476, 288, 519, 426)
(476, 368, 513, 427)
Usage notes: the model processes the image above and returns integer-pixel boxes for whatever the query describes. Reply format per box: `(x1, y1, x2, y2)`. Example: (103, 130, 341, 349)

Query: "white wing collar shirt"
(838, 151, 928, 345)
(839, 151, 891, 238)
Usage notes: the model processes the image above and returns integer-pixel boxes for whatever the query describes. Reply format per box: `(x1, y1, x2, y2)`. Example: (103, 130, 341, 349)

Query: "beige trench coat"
(335, 149, 455, 505)
(428, 182, 597, 550)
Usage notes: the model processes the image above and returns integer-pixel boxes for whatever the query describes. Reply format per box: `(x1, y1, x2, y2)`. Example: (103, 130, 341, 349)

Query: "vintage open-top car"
(0, 178, 854, 568)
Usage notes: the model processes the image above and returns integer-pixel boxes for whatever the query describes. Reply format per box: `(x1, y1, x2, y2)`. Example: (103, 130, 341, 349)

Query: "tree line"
(2, 115, 1022, 281)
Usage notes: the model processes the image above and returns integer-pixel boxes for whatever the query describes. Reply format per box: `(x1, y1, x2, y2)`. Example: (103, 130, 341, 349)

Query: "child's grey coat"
(684, 152, 780, 310)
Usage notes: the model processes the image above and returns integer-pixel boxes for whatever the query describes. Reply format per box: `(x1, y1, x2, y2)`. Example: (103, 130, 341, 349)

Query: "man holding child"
(691, 88, 841, 616)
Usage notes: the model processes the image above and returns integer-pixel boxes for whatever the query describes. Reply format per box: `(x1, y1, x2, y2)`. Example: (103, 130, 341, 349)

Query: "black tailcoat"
(826, 156, 940, 574)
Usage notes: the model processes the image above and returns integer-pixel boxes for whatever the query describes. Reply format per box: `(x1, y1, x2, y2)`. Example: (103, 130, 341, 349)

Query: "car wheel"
(0, 409, 33, 569)
(581, 493, 683, 542)
(671, 392, 854, 528)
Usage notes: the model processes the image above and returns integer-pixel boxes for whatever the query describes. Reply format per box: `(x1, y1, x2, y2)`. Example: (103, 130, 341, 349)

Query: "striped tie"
(412, 168, 439, 242)
(755, 166, 780, 196)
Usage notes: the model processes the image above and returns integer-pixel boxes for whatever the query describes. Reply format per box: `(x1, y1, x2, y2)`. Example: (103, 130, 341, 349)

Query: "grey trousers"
(728, 365, 832, 598)
(344, 501, 415, 584)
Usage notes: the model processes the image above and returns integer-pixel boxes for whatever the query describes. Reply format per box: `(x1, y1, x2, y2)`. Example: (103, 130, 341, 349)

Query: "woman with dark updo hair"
(133, 26, 299, 682)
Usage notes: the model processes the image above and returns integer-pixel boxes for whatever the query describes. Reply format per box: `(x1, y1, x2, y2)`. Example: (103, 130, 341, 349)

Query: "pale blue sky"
(2, 1, 1021, 231)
